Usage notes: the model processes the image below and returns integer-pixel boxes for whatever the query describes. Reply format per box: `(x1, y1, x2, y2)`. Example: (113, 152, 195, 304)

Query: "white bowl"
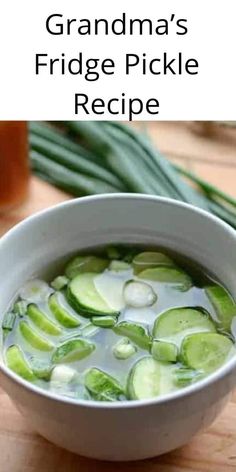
(0, 194, 236, 461)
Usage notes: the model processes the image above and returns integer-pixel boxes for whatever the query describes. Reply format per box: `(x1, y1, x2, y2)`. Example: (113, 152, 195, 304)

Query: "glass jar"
(0, 122, 29, 211)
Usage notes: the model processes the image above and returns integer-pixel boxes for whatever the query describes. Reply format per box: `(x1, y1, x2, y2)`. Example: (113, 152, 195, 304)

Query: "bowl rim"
(1, 193, 236, 410)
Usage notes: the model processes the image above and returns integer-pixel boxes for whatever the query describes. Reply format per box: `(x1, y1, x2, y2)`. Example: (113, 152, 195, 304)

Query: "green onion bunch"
(29, 121, 236, 229)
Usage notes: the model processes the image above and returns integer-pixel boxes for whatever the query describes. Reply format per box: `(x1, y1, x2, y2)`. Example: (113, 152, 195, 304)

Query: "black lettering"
(101, 59, 115, 75)
(107, 98, 119, 114)
(178, 52, 182, 75)
(61, 53, 65, 74)
(91, 98, 105, 114)
(67, 18, 77, 34)
(126, 54, 139, 74)
(46, 14, 63, 35)
(149, 58, 161, 75)
(35, 54, 48, 74)
(112, 13, 126, 35)
(50, 57, 60, 74)
(176, 19, 188, 35)
(163, 53, 176, 74)
(130, 18, 152, 35)
(94, 18, 109, 35)
(185, 59, 199, 74)
(121, 93, 125, 114)
(68, 58, 81, 75)
(146, 98, 160, 114)
(75, 94, 89, 115)
(155, 19, 168, 35)
(129, 98, 143, 121)
(78, 19, 91, 35)
(85, 59, 99, 81)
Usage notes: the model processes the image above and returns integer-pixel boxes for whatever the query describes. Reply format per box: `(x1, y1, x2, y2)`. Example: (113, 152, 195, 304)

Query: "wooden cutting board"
(1, 122, 236, 472)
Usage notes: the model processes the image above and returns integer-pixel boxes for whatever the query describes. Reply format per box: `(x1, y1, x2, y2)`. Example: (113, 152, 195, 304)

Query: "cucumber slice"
(231, 317, 236, 341)
(94, 272, 125, 311)
(13, 300, 27, 316)
(49, 293, 80, 328)
(91, 316, 116, 328)
(51, 275, 69, 291)
(180, 332, 234, 373)
(173, 367, 204, 386)
(2, 312, 16, 333)
(151, 340, 178, 363)
(67, 273, 119, 317)
(109, 260, 131, 272)
(19, 321, 54, 352)
(127, 357, 161, 400)
(52, 338, 95, 364)
(123, 280, 157, 308)
(27, 304, 62, 336)
(65, 255, 109, 279)
(205, 285, 236, 332)
(113, 321, 151, 350)
(84, 367, 124, 401)
(138, 266, 192, 291)
(6, 345, 36, 381)
(133, 251, 174, 274)
(29, 357, 52, 380)
(153, 307, 216, 346)
(19, 279, 51, 303)
(113, 338, 137, 360)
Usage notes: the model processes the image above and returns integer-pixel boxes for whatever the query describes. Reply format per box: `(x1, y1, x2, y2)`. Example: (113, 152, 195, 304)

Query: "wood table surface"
(1, 122, 236, 472)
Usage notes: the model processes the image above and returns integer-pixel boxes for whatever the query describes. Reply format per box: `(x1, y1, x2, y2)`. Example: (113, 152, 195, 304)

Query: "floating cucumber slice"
(151, 340, 178, 363)
(109, 260, 131, 272)
(27, 304, 62, 336)
(180, 332, 234, 373)
(19, 321, 54, 352)
(6, 345, 36, 381)
(138, 266, 192, 291)
(113, 321, 151, 350)
(13, 300, 27, 316)
(29, 357, 52, 380)
(19, 279, 51, 303)
(205, 285, 236, 332)
(133, 251, 174, 274)
(231, 317, 236, 341)
(49, 293, 80, 328)
(123, 280, 157, 308)
(51, 275, 69, 291)
(52, 338, 95, 364)
(173, 367, 204, 387)
(84, 367, 124, 401)
(94, 272, 125, 311)
(2, 312, 16, 334)
(67, 273, 119, 317)
(65, 255, 109, 279)
(113, 338, 137, 360)
(153, 307, 216, 346)
(127, 357, 160, 399)
(91, 316, 116, 328)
